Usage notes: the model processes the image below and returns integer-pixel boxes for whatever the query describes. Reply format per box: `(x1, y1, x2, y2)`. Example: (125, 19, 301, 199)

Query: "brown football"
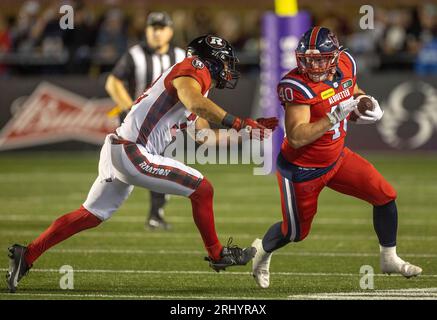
(349, 94, 375, 122)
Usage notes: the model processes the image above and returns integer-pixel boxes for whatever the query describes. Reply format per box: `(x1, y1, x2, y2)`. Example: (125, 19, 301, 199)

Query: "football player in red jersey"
(251, 26, 422, 289)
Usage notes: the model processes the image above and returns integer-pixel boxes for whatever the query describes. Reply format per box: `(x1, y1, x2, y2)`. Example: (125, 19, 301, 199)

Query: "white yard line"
(43, 248, 437, 259)
(2, 289, 437, 300)
(0, 214, 435, 226)
(288, 288, 437, 300)
(2, 229, 437, 241)
(0, 292, 269, 300)
(288, 295, 437, 300)
(0, 268, 435, 278)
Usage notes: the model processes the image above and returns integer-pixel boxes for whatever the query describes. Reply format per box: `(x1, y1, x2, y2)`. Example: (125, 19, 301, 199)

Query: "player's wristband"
(222, 113, 241, 130)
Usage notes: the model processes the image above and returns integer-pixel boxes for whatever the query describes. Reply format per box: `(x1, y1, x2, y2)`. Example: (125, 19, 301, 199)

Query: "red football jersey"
(278, 50, 357, 167)
(117, 56, 211, 155)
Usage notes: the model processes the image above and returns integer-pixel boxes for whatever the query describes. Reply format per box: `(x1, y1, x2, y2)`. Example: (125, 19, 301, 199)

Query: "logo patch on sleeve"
(192, 59, 205, 69)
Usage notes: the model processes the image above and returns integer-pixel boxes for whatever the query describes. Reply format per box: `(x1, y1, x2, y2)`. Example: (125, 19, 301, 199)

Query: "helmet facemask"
(295, 27, 341, 83)
(206, 51, 240, 89)
(296, 49, 339, 82)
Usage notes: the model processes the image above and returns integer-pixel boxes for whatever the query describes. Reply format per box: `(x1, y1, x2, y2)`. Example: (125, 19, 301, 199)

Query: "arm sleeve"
(277, 81, 312, 107)
(165, 58, 211, 94)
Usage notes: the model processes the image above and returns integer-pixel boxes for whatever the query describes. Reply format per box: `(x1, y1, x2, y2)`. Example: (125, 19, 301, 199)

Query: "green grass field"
(0, 151, 436, 300)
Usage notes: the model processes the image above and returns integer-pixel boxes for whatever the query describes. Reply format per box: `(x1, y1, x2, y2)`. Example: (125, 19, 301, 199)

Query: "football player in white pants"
(6, 35, 278, 293)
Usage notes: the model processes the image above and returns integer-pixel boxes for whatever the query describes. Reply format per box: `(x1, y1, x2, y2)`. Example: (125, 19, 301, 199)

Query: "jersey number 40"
(279, 86, 293, 102)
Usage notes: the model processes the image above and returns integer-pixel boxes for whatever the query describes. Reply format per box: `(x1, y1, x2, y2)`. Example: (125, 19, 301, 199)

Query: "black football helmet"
(186, 35, 240, 89)
(295, 26, 342, 82)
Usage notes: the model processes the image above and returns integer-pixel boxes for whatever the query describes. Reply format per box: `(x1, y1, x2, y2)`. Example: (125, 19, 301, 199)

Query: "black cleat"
(205, 238, 257, 272)
(6, 244, 31, 293)
(147, 216, 172, 230)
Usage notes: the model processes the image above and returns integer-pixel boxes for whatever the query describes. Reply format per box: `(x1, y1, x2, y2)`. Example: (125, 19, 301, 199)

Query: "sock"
(373, 200, 397, 247)
(262, 222, 291, 253)
(25, 206, 102, 265)
(380, 245, 397, 257)
(380, 245, 405, 268)
(189, 178, 222, 260)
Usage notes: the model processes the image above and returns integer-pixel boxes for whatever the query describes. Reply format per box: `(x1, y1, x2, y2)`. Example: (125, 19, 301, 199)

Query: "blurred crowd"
(0, 0, 436, 76)
(339, 3, 437, 74)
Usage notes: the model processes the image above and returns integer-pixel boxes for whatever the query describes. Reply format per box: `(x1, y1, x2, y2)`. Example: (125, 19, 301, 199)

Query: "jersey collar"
(323, 67, 344, 89)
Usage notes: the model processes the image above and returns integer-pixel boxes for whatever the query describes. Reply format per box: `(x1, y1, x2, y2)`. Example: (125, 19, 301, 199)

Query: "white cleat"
(381, 256, 422, 278)
(251, 238, 272, 289)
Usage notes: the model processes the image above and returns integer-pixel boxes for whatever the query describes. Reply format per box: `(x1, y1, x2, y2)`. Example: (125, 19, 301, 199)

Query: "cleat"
(381, 255, 422, 278)
(251, 238, 272, 289)
(205, 238, 256, 272)
(146, 216, 172, 230)
(6, 244, 32, 293)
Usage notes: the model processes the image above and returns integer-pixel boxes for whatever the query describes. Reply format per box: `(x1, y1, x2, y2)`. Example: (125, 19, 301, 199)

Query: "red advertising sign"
(0, 82, 118, 150)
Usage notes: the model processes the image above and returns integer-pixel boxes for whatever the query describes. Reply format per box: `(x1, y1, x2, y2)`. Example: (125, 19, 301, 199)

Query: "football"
(349, 94, 375, 122)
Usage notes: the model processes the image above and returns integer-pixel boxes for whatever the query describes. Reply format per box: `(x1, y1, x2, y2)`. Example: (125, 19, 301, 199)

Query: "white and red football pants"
(83, 138, 204, 220)
(25, 137, 223, 265)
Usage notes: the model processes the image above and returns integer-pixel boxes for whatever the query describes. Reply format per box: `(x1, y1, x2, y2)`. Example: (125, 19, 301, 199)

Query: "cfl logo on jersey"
(206, 35, 225, 49)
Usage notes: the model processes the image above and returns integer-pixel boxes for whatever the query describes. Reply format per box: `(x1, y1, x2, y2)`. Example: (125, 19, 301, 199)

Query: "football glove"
(222, 113, 273, 140)
(355, 96, 384, 125)
(327, 97, 358, 125)
(256, 117, 279, 131)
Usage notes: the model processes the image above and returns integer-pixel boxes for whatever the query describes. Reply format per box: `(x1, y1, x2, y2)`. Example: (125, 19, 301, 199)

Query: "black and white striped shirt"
(112, 43, 186, 99)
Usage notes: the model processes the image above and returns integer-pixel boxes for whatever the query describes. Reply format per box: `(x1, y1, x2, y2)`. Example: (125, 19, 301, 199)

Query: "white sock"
(380, 245, 405, 264)
(379, 245, 396, 257)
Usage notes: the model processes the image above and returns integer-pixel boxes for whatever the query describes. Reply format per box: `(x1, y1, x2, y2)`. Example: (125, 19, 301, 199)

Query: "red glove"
(222, 113, 275, 140)
(256, 117, 279, 130)
(234, 117, 270, 140)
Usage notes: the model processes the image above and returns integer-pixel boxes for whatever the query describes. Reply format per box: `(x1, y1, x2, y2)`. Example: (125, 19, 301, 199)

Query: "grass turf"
(0, 151, 436, 300)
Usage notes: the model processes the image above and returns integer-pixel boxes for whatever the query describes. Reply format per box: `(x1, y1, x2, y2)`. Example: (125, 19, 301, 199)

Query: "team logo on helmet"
(327, 32, 339, 49)
(205, 35, 226, 49)
(192, 58, 205, 69)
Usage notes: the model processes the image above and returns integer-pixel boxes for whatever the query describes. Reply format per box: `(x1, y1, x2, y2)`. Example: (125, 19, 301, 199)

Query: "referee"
(105, 11, 185, 230)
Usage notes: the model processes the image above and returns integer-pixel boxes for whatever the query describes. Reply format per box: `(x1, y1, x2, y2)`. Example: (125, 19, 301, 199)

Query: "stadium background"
(0, 0, 436, 300)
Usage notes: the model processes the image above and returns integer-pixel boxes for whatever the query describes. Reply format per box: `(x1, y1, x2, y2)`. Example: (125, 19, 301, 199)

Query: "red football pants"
(277, 148, 397, 242)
